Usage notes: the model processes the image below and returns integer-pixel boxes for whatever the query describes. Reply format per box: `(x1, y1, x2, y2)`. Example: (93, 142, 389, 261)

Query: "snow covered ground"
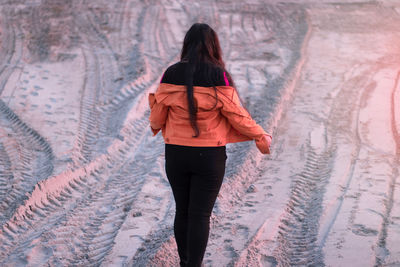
(0, 0, 399, 266)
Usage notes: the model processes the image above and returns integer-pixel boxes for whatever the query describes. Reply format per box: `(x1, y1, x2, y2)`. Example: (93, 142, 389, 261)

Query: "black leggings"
(165, 144, 227, 267)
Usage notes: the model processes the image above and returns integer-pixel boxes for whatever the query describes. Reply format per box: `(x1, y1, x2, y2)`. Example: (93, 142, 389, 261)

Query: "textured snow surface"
(0, 0, 399, 266)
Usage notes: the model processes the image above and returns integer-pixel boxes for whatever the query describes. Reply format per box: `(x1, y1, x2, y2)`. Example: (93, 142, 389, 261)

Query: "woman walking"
(148, 23, 272, 267)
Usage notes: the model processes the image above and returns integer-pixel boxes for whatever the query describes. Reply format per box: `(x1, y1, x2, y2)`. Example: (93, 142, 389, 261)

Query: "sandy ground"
(0, 0, 399, 266)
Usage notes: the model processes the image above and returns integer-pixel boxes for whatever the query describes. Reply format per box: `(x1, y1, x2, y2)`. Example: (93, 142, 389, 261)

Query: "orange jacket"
(148, 83, 272, 153)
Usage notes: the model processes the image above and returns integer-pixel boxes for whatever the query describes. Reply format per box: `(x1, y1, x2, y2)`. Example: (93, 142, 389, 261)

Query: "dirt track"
(0, 1, 399, 266)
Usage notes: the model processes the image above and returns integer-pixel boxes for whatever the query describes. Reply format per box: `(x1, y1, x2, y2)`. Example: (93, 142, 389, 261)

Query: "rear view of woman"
(149, 23, 272, 267)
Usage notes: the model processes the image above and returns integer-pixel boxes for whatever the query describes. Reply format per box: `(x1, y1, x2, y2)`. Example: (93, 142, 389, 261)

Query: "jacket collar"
(155, 83, 233, 103)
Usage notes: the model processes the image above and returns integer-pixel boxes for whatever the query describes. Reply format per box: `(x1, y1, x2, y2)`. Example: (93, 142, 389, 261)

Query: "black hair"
(180, 23, 236, 137)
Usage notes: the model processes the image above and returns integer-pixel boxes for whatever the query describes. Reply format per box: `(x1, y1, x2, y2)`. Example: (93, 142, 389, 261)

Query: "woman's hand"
(149, 93, 156, 108)
(255, 134, 272, 154)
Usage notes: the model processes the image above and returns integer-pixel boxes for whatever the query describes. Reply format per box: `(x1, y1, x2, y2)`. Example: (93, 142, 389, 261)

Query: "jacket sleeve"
(220, 88, 272, 154)
(149, 93, 168, 136)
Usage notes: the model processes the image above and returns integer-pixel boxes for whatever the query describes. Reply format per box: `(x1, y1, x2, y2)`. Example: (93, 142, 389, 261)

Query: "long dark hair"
(180, 23, 235, 137)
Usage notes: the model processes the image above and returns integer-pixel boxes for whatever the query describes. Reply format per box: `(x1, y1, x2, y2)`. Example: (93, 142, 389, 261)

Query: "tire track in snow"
(0, 2, 180, 263)
(50, 124, 164, 266)
(0, 6, 55, 225)
(70, 7, 122, 166)
(374, 70, 400, 266)
(229, 11, 313, 265)
(273, 144, 332, 266)
(0, 95, 153, 265)
(71, 2, 175, 167)
(0, 0, 181, 265)
(0, 6, 24, 96)
(272, 59, 378, 265)
(130, 3, 308, 266)
(0, 100, 54, 224)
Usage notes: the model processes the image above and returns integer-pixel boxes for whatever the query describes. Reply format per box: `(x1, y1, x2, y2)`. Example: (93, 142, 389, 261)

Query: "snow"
(0, 0, 399, 266)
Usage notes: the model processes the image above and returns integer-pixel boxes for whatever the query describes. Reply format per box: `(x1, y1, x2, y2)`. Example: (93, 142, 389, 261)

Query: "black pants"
(165, 144, 227, 267)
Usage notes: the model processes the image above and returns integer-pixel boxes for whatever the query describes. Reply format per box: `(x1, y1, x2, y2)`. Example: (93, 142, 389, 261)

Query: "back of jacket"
(148, 62, 272, 151)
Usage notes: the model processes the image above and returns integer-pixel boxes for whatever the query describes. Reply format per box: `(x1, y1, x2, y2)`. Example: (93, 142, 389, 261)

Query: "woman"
(148, 23, 272, 267)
